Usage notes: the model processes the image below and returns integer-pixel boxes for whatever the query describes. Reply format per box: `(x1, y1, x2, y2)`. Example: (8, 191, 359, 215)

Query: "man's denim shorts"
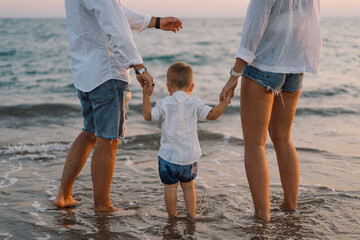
(78, 79, 131, 139)
(158, 156, 198, 185)
(242, 65, 304, 92)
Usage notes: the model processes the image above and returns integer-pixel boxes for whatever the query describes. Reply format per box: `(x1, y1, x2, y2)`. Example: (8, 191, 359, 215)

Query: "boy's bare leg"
(241, 78, 274, 222)
(164, 183, 179, 217)
(269, 91, 301, 211)
(54, 131, 96, 208)
(91, 137, 119, 212)
(180, 180, 196, 218)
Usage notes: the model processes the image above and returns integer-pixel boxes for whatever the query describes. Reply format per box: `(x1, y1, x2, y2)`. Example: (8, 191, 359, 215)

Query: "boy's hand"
(160, 17, 183, 33)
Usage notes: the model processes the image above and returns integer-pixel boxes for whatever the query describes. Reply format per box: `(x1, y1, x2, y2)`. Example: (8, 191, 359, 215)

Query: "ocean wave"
(0, 49, 16, 57)
(0, 142, 70, 156)
(0, 104, 81, 118)
(295, 107, 358, 116)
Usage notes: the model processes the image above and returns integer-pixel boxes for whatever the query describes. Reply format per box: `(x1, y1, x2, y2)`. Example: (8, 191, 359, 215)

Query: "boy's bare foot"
(53, 195, 80, 208)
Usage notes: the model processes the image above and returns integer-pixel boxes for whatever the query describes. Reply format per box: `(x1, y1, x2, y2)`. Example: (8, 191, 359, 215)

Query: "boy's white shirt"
(151, 91, 212, 165)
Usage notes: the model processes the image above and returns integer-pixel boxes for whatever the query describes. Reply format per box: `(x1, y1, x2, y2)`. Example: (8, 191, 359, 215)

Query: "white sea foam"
(35, 233, 51, 240)
(0, 143, 70, 155)
(0, 161, 22, 189)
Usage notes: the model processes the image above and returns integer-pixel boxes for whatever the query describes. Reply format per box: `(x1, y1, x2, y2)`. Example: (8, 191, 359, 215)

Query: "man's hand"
(136, 71, 154, 96)
(160, 17, 182, 33)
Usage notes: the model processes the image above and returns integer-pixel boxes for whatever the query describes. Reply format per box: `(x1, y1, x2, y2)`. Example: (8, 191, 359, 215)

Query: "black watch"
(135, 67, 147, 75)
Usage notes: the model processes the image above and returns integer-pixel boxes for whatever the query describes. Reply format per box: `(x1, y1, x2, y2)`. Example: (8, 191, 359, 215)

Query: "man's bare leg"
(180, 181, 196, 218)
(164, 183, 179, 217)
(54, 131, 96, 208)
(91, 137, 119, 212)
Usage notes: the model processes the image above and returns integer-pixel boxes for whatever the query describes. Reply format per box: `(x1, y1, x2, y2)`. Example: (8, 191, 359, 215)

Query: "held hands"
(219, 76, 238, 103)
(160, 17, 183, 33)
(136, 70, 154, 96)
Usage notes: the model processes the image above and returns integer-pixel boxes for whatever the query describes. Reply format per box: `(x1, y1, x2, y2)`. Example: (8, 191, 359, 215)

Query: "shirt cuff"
(235, 47, 256, 64)
(199, 105, 213, 121)
(121, 56, 143, 70)
(138, 14, 152, 32)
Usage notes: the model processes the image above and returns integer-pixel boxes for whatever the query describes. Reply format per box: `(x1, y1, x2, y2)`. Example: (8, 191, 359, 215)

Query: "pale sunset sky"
(0, 0, 359, 18)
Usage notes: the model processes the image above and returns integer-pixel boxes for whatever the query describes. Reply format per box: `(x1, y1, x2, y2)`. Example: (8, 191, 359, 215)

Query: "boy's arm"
(206, 91, 232, 121)
(142, 86, 152, 121)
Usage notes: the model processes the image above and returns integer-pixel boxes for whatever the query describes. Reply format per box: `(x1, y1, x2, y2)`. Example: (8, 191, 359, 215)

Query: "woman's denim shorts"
(78, 79, 131, 140)
(242, 65, 304, 93)
(158, 156, 198, 185)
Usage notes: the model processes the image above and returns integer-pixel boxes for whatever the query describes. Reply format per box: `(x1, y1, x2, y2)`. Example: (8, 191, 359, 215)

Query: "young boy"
(142, 62, 231, 218)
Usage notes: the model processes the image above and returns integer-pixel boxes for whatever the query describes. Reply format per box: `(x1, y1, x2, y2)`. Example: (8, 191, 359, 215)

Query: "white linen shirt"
(236, 0, 322, 74)
(151, 91, 212, 165)
(65, 0, 151, 92)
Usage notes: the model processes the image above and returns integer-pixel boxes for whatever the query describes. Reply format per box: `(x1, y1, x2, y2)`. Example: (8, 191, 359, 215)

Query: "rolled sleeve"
(235, 47, 256, 64)
(81, 0, 143, 69)
(196, 99, 212, 121)
(122, 5, 152, 32)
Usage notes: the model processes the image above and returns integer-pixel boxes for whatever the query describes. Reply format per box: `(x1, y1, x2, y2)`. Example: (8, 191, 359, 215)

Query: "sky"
(0, 0, 359, 18)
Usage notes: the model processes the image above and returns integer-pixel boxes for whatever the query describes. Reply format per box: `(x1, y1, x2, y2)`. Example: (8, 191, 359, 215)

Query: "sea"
(0, 18, 359, 239)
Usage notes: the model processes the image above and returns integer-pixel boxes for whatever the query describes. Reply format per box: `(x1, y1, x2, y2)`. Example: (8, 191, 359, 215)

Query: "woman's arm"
(219, 58, 247, 102)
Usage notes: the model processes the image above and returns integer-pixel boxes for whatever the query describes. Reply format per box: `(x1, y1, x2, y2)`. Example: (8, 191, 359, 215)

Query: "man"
(54, 0, 182, 212)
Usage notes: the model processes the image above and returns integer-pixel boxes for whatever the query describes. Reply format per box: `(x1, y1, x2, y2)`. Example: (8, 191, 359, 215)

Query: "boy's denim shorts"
(242, 65, 304, 93)
(78, 79, 131, 139)
(158, 156, 198, 185)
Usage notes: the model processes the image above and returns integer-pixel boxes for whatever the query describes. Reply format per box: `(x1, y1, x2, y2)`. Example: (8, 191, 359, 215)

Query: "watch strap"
(155, 17, 161, 29)
(135, 67, 147, 75)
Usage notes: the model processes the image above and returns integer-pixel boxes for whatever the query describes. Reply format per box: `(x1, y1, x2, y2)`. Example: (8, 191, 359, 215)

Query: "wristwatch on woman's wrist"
(230, 67, 242, 78)
(135, 66, 147, 75)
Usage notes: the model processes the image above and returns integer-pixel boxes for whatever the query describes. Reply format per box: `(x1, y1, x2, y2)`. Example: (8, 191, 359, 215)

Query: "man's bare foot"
(187, 213, 197, 219)
(53, 195, 81, 208)
(94, 205, 119, 212)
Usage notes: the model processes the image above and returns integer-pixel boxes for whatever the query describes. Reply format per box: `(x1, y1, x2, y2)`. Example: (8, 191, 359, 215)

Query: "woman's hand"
(220, 76, 238, 103)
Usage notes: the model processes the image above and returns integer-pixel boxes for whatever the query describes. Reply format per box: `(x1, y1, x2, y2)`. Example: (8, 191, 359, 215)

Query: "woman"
(220, 0, 321, 222)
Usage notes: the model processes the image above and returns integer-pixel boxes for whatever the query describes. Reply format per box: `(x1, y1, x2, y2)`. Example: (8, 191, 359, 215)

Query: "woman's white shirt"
(236, 0, 322, 74)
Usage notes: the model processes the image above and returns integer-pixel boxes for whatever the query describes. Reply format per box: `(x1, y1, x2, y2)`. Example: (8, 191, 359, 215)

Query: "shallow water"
(1, 18, 360, 239)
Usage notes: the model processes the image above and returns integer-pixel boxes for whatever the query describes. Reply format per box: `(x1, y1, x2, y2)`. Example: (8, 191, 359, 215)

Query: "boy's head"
(167, 62, 194, 92)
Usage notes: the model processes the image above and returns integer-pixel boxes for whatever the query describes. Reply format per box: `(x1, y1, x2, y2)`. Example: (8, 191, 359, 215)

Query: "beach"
(0, 18, 360, 239)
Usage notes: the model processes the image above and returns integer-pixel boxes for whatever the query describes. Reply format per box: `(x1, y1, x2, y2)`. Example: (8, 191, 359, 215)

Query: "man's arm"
(207, 91, 232, 121)
(122, 4, 182, 33)
(142, 85, 152, 121)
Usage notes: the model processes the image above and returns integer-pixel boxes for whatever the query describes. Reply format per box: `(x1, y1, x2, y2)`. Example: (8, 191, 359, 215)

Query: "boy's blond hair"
(167, 62, 193, 89)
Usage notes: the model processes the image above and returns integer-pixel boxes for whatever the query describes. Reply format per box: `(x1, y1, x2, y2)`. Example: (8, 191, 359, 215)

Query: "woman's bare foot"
(280, 201, 297, 211)
(53, 194, 81, 208)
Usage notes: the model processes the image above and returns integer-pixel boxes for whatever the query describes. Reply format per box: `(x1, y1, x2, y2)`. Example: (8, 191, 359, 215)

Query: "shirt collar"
(172, 91, 189, 102)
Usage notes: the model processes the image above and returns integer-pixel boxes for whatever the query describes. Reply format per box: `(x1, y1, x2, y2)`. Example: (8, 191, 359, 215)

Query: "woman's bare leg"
(241, 77, 274, 222)
(269, 91, 301, 211)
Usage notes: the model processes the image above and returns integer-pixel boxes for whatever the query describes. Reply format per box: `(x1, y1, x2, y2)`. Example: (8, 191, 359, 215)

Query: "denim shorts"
(158, 156, 198, 185)
(78, 79, 131, 139)
(242, 65, 304, 92)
